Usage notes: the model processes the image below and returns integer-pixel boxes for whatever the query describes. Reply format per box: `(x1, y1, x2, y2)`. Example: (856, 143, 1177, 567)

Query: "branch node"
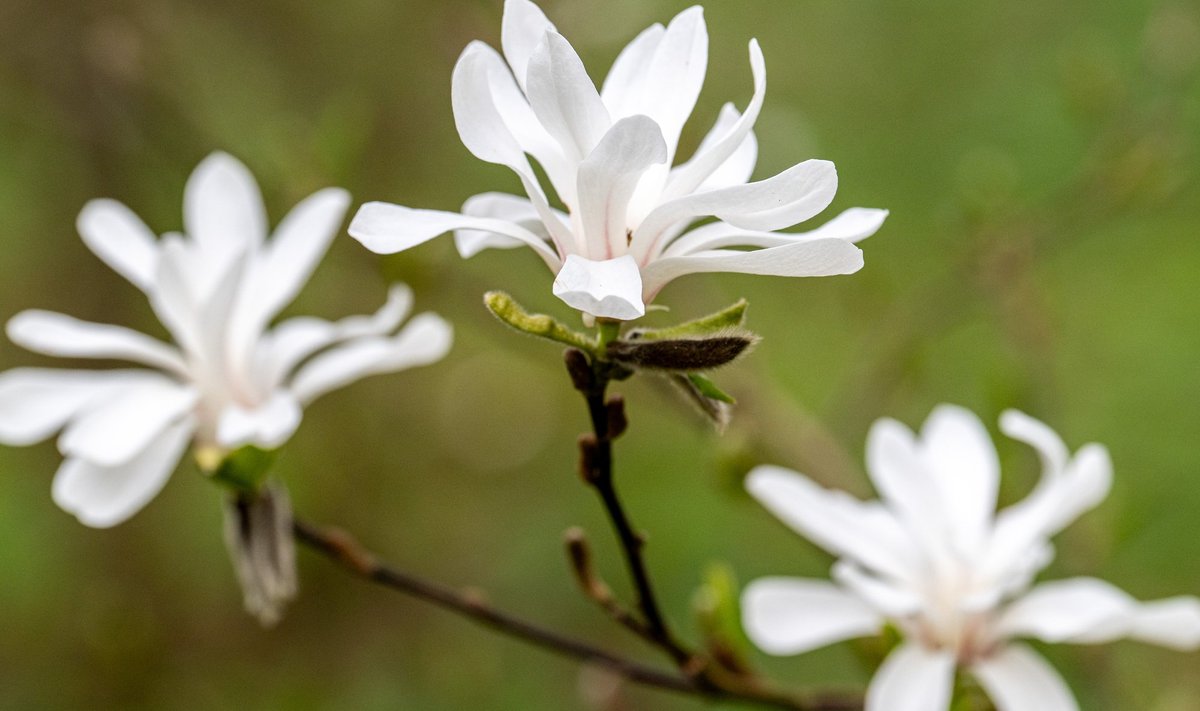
(565, 527, 614, 604)
(606, 395, 628, 439)
(564, 348, 595, 392)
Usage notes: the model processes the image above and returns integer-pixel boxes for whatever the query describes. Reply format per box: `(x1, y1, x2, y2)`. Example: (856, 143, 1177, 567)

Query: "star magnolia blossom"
(350, 0, 887, 321)
(742, 405, 1200, 711)
(0, 152, 453, 528)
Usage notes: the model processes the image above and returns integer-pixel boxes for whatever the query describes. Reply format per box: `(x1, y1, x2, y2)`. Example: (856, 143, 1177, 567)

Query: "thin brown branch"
(566, 347, 696, 668)
(293, 518, 860, 711)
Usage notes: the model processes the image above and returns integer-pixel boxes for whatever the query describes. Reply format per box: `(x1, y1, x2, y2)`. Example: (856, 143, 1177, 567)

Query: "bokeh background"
(1, 0, 1199, 708)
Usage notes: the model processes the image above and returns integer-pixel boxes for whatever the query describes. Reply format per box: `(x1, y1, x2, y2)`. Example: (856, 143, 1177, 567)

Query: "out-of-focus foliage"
(0, 0, 1198, 709)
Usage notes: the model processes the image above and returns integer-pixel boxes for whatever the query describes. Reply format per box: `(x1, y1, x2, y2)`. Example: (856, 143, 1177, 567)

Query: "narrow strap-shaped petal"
(501, 0, 557, 92)
(289, 312, 453, 405)
(551, 254, 645, 320)
(663, 39, 766, 200)
(600, 22, 665, 114)
(454, 192, 554, 258)
(745, 465, 917, 584)
(831, 561, 923, 617)
(52, 417, 193, 528)
(262, 284, 414, 388)
(999, 578, 1200, 650)
(349, 203, 561, 269)
(983, 443, 1111, 581)
(691, 103, 758, 192)
(639, 237, 863, 304)
(865, 643, 956, 711)
(633, 159, 838, 261)
(468, 42, 575, 204)
(996, 577, 1136, 643)
(58, 377, 196, 467)
(999, 409, 1070, 474)
(250, 187, 351, 327)
(742, 577, 882, 655)
(76, 199, 159, 292)
(864, 416, 956, 567)
(452, 42, 573, 249)
(0, 368, 155, 446)
(600, 7, 707, 160)
(918, 404, 1001, 556)
(971, 644, 1079, 711)
(1127, 597, 1200, 650)
(7, 310, 187, 376)
(183, 152, 268, 258)
(662, 207, 888, 258)
(525, 32, 612, 165)
(225, 187, 351, 379)
(576, 116, 667, 259)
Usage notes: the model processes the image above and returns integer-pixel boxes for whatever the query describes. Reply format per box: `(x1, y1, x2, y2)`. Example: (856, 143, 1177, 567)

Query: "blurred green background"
(1, 0, 1198, 708)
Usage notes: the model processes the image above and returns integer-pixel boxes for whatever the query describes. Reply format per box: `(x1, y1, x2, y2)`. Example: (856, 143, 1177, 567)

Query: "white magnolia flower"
(742, 405, 1200, 711)
(350, 0, 887, 321)
(0, 152, 453, 528)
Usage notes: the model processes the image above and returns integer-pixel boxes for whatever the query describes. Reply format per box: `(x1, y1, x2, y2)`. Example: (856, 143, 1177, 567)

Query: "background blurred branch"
(293, 517, 861, 711)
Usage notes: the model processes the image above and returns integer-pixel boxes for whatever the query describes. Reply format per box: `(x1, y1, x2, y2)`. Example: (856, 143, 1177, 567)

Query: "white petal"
(263, 284, 414, 387)
(7, 310, 186, 375)
(663, 39, 766, 200)
(76, 199, 159, 291)
(455, 192, 550, 257)
(999, 409, 1070, 475)
(551, 254, 645, 320)
(601, 7, 707, 158)
(1042, 443, 1112, 534)
(832, 561, 923, 618)
(183, 152, 267, 257)
(501, 0, 556, 92)
(865, 643, 956, 711)
(971, 644, 1078, 711)
(745, 465, 917, 583)
(864, 417, 950, 558)
(525, 32, 612, 164)
(1001, 578, 1200, 651)
(918, 404, 1000, 553)
(634, 159, 838, 260)
(253, 187, 351, 324)
(742, 577, 881, 655)
(349, 203, 561, 269)
(600, 22, 665, 115)
(289, 312, 453, 404)
(450, 43, 573, 246)
(639, 237, 863, 302)
(662, 207, 888, 258)
(216, 392, 303, 450)
(149, 233, 247, 364)
(0, 369, 153, 446)
(58, 377, 196, 467)
(1128, 597, 1200, 650)
(998, 578, 1136, 643)
(52, 417, 192, 528)
(694, 103, 758, 192)
(576, 116, 668, 259)
(984, 444, 1111, 580)
(464, 42, 576, 205)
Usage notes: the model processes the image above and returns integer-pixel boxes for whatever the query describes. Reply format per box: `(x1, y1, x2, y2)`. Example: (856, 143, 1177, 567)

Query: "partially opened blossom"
(350, 0, 887, 320)
(0, 152, 453, 528)
(741, 405, 1200, 711)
